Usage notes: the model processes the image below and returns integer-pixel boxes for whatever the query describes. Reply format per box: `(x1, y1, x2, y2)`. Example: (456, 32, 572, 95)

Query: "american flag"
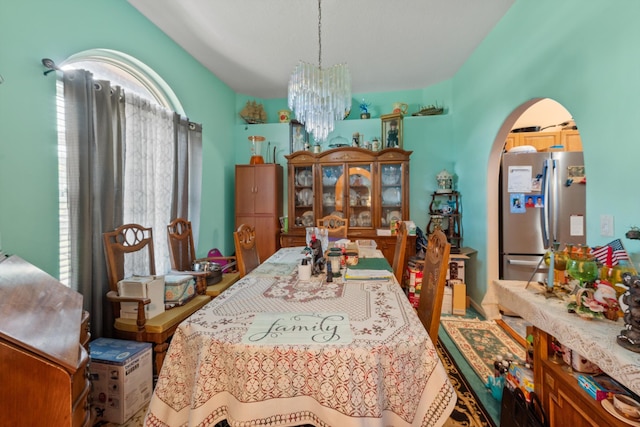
(591, 239, 630, 266)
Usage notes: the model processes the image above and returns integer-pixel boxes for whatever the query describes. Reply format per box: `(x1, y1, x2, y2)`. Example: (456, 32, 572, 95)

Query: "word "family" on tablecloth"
(243, 312, 353, 344)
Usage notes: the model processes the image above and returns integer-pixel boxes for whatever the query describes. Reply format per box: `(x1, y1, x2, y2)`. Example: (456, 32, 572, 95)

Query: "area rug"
(95, 341, 491, 427)
(441, 317, 526, 384)
(437, 338, 497, 427)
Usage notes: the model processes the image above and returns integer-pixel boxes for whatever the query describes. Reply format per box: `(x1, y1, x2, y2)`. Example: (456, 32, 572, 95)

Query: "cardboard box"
(441, 285, 453, 314)
(118, 275, 165, 319)
(407, 268, 423, 308)
(90, 338, 153, 424)
(577, 374, 629, 401)
(452, 282, 466, 315)
(506, 363, 535, 401)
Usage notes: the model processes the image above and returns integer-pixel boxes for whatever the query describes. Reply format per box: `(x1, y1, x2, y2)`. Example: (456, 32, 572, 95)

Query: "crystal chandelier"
(288, 0, 351, 143)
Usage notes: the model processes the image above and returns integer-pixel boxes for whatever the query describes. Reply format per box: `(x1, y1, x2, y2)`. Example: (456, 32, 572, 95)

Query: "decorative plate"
(358, 211, 371, 227)
(350, 189, 358, 206)
(297, 188, 313, 206)
(296, 169, 313, 187)
(330, 211, 344, 218)
(381, 168, 400, 185)
(382, 188, 401, 205)
(601, 399, 640, 426)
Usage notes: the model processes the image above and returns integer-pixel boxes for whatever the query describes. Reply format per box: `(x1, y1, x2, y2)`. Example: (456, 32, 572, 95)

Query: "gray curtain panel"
(63, 70, 124, 338)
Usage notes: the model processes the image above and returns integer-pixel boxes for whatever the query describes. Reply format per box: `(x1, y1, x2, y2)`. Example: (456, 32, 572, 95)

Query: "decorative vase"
(278, 109, 291, 123)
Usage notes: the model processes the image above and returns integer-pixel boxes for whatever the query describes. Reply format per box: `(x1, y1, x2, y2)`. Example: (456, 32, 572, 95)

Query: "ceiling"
(127, 0, 514, 99)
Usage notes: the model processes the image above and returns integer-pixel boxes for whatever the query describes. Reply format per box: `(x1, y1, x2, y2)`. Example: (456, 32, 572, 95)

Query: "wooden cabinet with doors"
(532, 327, 628, 427)
(235, 164, 283, 261)
(280, 147, 415, 268)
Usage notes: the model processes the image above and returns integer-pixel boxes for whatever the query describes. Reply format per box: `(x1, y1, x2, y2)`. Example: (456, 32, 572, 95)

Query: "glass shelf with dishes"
(320, 165, 344, 219)
(292, 165, 315, 227)
(380, 163, 404, 227)
(346, 164, 373, 228)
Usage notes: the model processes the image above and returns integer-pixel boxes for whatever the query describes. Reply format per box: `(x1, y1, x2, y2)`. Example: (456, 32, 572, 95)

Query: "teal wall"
(451, 0, 640, 303)
(2, 0, 640, 307)
(0, 0, 236, 275)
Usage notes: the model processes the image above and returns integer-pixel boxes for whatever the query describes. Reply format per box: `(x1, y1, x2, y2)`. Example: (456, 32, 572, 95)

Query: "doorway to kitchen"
(486, 98, 585, 302)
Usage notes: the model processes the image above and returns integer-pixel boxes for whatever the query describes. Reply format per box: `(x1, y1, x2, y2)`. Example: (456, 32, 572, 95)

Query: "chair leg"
(153, 342, 169, 376)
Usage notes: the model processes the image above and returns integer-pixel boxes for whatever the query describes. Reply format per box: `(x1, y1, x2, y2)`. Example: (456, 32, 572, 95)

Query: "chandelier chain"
(317, 0, 322, 69)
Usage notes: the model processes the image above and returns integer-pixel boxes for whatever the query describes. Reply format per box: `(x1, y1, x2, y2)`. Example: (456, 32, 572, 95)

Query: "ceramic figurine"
(617, 273, 640, 352)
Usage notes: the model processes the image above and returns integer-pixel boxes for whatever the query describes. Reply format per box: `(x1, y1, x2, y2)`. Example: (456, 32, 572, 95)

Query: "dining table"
(145, 247, 456, 427)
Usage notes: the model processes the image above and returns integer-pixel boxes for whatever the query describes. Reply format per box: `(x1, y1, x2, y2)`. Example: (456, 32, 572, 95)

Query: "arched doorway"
(486, 99, 584, 288)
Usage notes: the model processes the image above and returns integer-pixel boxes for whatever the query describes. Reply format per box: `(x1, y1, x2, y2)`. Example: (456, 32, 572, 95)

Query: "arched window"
(57, 50, 201, 295)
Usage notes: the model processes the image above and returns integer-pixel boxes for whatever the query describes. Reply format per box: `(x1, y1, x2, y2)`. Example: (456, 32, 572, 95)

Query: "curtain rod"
(42, 58, 60, 76)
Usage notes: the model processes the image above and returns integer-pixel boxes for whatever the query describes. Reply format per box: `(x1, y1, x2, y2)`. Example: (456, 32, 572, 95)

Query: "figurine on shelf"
(617, 273, 640, 352)
(386, 120, 399, 148)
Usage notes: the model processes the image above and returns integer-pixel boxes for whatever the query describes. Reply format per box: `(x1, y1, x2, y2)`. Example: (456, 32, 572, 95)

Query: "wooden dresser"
(0, 255, 91, 427)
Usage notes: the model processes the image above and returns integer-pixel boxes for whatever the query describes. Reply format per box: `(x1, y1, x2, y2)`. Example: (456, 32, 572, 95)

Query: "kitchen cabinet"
(235, 164, 283, 261)
(505, 130, 582, 152)
(560, 129, 583, 152)
(280, 147, 415, 268)
(533, 327, 627, 427)
(0, 255, 91, 427)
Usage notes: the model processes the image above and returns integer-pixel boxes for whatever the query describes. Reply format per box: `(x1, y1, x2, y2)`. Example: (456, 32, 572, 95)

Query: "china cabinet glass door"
(380, 163, 403, 227)
(345, 163, 373, 229)
(320, 164, 344, 219)
(293, 165, 314, 228)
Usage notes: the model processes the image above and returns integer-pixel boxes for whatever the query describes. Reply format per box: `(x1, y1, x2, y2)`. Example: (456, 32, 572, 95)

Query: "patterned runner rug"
(441, 317, 526, 384)
(437, 338, 497, 427)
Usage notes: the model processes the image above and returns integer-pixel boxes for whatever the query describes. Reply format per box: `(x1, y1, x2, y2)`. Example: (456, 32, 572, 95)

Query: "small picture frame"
(381, 113, 404, 149)
(290, 120, 309, 153)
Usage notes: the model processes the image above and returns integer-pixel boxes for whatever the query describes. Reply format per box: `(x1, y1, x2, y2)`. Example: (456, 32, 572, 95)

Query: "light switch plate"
(600, 214, 614, 237)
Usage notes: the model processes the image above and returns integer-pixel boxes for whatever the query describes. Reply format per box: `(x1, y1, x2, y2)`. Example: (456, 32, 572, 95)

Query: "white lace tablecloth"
(145, 247, 456, 427)
(482, 279, 640, 396)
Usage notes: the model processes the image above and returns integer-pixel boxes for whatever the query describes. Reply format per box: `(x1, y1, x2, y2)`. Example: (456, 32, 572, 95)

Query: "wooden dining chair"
(167, 218, 239, 297)
(416, 228, 451, 343)
(234, 223, 260, 277)
(392, 221, 409, 284)
(316, 214, 348, 238)
(103, 223, 210, 375)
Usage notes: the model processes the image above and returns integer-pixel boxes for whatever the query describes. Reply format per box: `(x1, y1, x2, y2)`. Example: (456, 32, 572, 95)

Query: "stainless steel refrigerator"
(500, 151, 586, 282)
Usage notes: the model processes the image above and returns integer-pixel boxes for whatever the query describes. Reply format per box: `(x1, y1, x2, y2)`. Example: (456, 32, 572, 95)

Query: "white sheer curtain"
(123, 94, 175, 275)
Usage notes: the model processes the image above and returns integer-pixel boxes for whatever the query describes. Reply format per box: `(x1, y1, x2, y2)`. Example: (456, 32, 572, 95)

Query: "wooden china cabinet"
(235, 164, 283, 261)
(280, 147, 415, 266)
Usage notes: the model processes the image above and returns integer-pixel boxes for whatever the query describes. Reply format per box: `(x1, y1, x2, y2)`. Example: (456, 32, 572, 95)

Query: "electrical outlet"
(600, 215, 614, 237)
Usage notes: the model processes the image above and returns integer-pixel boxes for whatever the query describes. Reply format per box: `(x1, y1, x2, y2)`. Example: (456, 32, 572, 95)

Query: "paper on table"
(344, 268, 393, 280)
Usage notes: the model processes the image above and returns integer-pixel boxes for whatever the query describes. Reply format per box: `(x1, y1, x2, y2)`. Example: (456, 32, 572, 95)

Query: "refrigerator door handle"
(540, 159, 552, 248)
(507, 259, 548, 268)
(551, 158, 559, 244)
